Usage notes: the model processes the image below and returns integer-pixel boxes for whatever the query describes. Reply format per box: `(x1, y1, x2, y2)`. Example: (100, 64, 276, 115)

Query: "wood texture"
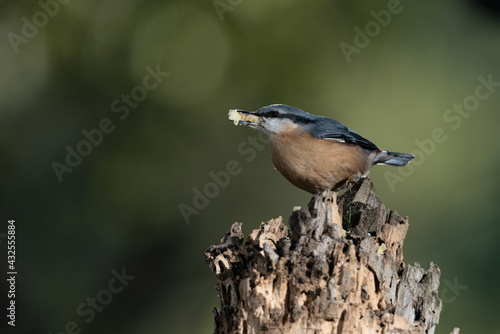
(205, 177, 458, 334)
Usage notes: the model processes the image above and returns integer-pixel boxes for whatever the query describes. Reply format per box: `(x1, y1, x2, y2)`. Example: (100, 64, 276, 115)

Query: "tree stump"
(205, 177, 458, 334)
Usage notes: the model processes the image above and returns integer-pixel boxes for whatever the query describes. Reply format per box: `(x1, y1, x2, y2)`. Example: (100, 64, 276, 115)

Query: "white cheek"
(265, 119, 298, 133)
(264, 119, 281, 133)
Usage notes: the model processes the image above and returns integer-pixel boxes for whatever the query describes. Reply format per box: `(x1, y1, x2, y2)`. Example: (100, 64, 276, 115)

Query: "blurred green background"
(1, 0, 499, 333)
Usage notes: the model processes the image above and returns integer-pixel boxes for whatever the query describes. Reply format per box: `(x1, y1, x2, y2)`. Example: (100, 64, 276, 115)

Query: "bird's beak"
(228, 109, 262, 126)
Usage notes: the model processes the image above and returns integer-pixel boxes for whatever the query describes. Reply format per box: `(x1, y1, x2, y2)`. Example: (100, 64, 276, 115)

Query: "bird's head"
(228, 104, 317, 136)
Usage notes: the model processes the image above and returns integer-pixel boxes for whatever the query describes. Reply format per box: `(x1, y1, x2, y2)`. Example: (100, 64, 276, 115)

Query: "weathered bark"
(205, 177, 458, 334)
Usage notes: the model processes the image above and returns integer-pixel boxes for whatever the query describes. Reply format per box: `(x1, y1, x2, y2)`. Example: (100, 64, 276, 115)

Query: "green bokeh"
(1, 0, 499, 333)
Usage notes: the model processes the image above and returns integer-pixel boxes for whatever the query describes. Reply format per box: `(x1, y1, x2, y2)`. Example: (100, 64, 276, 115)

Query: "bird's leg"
(346, 174, 362, 191)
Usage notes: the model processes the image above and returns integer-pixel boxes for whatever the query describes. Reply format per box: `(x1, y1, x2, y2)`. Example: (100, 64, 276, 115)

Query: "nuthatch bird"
(228, 104, 414, 193)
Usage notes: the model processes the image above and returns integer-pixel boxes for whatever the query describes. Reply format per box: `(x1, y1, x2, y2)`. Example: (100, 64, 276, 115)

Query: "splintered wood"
(205, 178, 456, 334)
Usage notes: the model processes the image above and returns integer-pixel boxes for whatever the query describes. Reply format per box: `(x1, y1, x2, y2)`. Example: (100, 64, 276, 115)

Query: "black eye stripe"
(257, 110, 315, 124)
(262, 111, 280, 118)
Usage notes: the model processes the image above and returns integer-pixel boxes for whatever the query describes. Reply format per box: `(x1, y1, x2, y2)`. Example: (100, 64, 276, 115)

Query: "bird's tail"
(374, 150, 414, 166)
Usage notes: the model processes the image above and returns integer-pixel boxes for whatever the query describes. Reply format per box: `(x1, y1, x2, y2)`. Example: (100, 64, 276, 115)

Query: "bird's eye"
(268, 111, 279, 118)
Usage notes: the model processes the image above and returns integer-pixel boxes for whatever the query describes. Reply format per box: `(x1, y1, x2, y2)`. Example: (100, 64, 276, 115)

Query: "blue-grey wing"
(309, 118, 379, 151)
